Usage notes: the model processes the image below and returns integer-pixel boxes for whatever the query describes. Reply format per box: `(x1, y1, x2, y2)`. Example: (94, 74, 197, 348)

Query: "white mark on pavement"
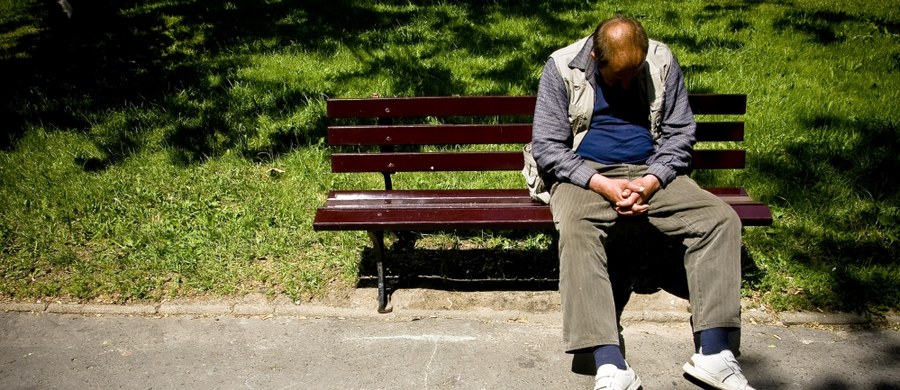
(345, 335, 476, 389)
(347, 334, 476, 343)
(424, 338, 438, 389)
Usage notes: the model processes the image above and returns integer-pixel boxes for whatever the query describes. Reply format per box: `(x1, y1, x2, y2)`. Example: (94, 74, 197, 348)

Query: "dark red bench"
(313, 95, 772, 313)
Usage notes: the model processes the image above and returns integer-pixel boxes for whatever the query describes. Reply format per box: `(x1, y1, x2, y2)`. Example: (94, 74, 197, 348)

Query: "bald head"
(592, 16, 649, 87)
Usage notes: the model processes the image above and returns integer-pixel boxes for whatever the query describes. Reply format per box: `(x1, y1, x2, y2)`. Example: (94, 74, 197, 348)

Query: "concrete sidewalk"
(2, 290, 899, 389)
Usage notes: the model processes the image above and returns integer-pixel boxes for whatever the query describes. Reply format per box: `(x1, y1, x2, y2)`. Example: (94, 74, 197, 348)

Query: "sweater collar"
(569, 35, 596, 75)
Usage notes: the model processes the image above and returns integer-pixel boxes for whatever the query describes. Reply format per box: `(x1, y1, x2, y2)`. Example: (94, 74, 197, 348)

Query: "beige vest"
(549, 37, 672, 148)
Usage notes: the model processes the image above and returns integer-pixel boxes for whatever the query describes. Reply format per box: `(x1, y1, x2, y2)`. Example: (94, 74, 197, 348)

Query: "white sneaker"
(682, 349, 755, 390)
(594, 363, 642, 390)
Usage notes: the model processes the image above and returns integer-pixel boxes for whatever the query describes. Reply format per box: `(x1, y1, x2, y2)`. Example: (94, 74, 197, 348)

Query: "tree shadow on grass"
(8, 0, 898, 165)
(772, 7, 900, 44)
(6, 0, 804, 168)
(0, 0, 581, 162)
(4, 0, 765, 166)
(750, 113, 900, 314)
(2, 0, 404, 159)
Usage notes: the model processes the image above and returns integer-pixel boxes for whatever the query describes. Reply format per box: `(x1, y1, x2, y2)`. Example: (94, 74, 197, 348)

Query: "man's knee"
(717, 203, 742, 233)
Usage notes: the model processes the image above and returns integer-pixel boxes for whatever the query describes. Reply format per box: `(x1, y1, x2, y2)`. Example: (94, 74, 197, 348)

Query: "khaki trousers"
(550, 163, 742, 352)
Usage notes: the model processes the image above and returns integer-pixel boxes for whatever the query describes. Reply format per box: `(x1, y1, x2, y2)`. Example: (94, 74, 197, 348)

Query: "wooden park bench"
(312, 95, 772, 313)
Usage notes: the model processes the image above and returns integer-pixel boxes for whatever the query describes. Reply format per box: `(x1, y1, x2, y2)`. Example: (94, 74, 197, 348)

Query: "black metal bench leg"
(368, 231, 392, 313)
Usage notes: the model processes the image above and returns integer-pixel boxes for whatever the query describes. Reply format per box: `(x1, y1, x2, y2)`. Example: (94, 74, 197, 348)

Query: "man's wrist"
(588, 173, 610, 193)
(644, 163, 673, 188)
(643, 173, 661, 186)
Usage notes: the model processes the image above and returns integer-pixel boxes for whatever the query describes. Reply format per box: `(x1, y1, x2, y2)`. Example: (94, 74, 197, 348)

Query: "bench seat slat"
(314, 204, 772, 229)
(729, 203, 774, 226)
(313, 201, 772, 229)
(324, 197, 539, 208)
(327, 189, 531, 200)
(323, 199, 540, 208)
(313, 207, 555, 231)
(328, 188, 751, 199)
(704, 187, 748, 196)
(326, 190, 534, 206)
(330, 150, 746, 172)
(313, 187, 772, 230)
(321, 196, 766, 209)
(324, 188, 760, 204)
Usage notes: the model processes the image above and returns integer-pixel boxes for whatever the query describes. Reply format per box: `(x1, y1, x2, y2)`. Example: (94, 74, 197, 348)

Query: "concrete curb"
(2, 289, 897, 327)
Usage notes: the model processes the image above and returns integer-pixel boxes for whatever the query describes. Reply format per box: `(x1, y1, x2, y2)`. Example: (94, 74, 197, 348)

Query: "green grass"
(1, 0, 899, 314)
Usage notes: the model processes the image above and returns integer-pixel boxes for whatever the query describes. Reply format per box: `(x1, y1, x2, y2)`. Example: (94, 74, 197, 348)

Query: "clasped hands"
(588, 173, 661, 216)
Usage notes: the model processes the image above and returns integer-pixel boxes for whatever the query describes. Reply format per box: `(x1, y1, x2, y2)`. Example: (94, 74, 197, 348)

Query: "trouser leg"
(646, 174, 743, 331)
(551, 162, 742, 353)
(551, 167, 625, 352)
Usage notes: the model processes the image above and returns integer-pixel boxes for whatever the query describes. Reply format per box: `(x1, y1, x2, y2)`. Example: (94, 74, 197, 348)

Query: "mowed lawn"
(1, 0, 898, 316)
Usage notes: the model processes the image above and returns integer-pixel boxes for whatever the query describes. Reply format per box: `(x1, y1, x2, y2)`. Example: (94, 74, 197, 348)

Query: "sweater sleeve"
(532, 58, 597, 188)
(644, 54, 697, 187)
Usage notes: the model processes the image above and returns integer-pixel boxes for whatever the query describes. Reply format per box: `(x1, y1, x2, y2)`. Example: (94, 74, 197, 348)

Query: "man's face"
(598, 61, 644, 90)
(593, 49, 645, 90)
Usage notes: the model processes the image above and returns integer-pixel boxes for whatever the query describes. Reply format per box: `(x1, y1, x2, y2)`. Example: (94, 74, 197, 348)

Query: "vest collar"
(569, 35, 597, 88)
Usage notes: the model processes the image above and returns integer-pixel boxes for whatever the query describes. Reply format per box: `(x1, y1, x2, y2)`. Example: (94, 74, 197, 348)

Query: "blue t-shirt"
(576, 76, 654, 165)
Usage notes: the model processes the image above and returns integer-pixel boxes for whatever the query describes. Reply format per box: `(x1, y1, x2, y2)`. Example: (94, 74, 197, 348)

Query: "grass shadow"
(357, 230, 558, 292)
(772, 8, 900, 45)
(0, 1, 403, 160)
(0, 0, 585, 163)
(750, 113, 900, 313)
(355, 222, 762, 306)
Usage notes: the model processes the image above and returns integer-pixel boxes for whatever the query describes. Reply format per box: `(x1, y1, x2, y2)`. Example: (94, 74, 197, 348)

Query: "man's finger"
(624, 182, 646, 196)
(615, 193, 641, 207)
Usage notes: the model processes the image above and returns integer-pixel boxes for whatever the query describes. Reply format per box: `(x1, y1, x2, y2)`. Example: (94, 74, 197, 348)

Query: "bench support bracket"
(367, 230, 392, 313)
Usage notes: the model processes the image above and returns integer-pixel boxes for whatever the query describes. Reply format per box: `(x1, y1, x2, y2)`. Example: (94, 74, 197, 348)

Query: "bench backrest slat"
(327, 96, 536, 118)
(686, 94, 746, 115)
(328, 124, 532, 145)
(696, 122, 744, 142)
(331, 150, 745, 173)
(326, 94, 745, 118)
(327, 121, 743, 146)
(331, 152, 522, 172)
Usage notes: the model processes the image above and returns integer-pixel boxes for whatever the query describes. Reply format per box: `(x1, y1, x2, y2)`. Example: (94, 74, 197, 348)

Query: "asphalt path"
(2, 291, 899, 389)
